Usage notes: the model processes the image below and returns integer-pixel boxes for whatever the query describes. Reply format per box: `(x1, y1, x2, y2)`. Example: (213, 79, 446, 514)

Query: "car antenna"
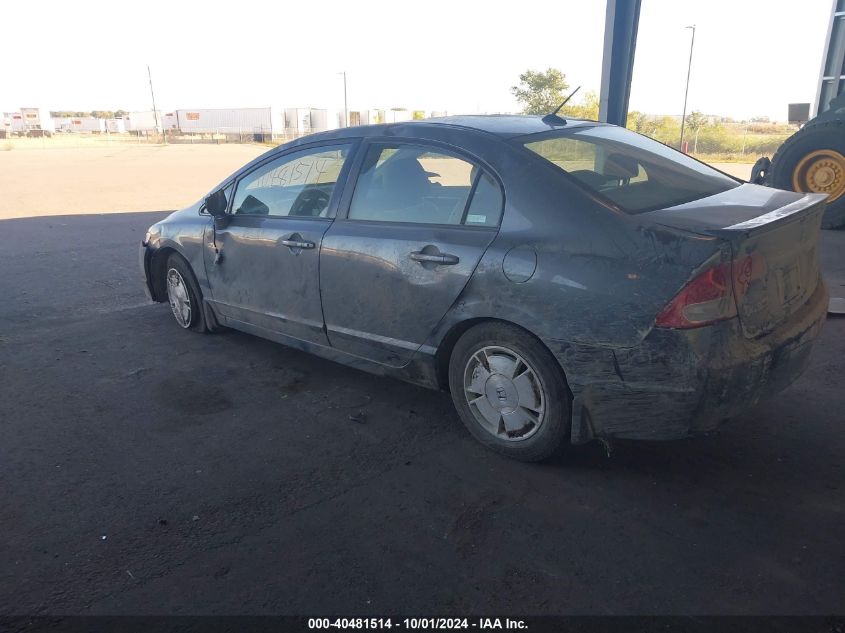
(542, 86, 580, 125)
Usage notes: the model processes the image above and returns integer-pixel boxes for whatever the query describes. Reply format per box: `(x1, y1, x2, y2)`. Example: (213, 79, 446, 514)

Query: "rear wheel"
(770, 121, 845, 229)
(448, 322, 571, 462)
(165, 253, 208, 333)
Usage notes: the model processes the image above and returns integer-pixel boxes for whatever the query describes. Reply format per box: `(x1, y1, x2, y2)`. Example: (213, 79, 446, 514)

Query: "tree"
(685, 110, 707, 134)
(562, 90, 599, 120)
(627, 111, 659, 136)
(511, 68, 569, 115)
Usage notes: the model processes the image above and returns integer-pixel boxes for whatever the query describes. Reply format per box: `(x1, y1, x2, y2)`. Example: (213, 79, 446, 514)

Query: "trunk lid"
(644, 184, 827, 339)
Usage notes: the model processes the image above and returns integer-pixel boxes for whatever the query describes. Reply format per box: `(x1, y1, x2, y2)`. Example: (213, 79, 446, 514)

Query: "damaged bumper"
(551, 278, 829, 442)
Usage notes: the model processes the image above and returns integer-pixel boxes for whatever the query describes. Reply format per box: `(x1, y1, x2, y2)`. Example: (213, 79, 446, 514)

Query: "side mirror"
(205, 189, 228, 217)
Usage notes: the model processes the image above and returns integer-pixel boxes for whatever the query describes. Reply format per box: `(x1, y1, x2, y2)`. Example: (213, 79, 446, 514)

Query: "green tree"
(562, 90, 599, 120)
(511, 68, 569, 115)
(627, 111, 659, 136)
(685, 110, 707, 134)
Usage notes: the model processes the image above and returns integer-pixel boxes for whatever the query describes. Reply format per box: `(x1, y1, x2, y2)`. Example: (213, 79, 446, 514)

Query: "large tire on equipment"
(770, 121, 845, 229)
(448, 322, 571, 462)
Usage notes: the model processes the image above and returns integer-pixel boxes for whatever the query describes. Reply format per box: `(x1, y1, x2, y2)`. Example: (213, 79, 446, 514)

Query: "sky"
(0, 0, 832, 121)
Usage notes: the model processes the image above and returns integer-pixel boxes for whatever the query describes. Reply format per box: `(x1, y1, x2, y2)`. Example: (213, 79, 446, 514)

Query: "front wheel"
(448, 322, 571, 462)
(165, 253, 209, 333)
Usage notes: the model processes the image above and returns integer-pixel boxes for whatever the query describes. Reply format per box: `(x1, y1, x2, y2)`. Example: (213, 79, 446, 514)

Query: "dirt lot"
(0, 144, 268, 218)
(1, 143, 842, 616)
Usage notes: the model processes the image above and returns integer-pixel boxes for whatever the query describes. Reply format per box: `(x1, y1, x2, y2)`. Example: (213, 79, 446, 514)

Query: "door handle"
(410, 251, 460, 265)
(281, 239, 315, 249)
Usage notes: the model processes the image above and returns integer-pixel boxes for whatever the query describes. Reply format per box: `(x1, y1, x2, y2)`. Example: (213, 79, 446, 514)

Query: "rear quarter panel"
(428, 149, 724, 351)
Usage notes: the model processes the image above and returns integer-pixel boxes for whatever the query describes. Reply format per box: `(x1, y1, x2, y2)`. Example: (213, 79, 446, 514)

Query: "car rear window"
(522, 126, 739, 214)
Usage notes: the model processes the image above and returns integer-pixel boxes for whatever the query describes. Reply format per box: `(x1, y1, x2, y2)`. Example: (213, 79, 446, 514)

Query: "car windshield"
(521, 125, 740, 214)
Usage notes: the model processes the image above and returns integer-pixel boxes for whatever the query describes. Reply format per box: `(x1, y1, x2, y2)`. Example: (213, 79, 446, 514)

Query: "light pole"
(678, 24, 695, 151)
(338, 71, 348, 127)
(147, 65, 165, 144)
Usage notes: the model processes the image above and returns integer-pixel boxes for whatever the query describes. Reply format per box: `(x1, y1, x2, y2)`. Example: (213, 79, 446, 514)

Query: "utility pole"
(679, 24, 696, 151)
(148, 65, 165, 144)
(341, 71, 348, 127)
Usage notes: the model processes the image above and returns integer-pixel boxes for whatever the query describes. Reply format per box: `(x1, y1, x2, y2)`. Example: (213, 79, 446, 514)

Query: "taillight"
(655, 257, 750, 329)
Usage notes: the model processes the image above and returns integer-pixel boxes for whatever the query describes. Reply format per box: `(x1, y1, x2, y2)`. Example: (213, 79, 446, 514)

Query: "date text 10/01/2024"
(307, 618, 528, 629)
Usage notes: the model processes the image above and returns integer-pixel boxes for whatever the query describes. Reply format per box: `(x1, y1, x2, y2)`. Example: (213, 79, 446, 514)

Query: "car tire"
(165, 253, 209, 333)
(448, 322, 571, 462)
(770, 121, 845, 229)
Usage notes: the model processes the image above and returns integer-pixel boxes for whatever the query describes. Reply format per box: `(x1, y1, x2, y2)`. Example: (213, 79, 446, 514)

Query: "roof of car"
(226, 115, 604, 188)
(422, 114, 601, 137)
(292, 114, 602, 145)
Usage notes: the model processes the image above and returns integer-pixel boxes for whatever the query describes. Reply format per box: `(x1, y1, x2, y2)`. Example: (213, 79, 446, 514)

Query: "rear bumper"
(550, 278, 829, 442)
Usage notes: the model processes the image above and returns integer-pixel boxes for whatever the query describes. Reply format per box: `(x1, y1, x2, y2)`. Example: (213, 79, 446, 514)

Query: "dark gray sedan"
(141, 115, 828, 461)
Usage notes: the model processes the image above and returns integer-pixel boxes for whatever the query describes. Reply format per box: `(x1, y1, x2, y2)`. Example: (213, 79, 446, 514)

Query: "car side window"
(232, 144, 352, 218)
(347, 144, 502, 226)
(463, 172, 503, 227)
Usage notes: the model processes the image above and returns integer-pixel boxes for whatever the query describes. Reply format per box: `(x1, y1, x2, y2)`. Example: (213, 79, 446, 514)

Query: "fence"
(1, 125, 339, 151)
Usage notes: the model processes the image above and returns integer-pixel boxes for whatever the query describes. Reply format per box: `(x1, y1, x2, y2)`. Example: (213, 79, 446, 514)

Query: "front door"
(320, 141, 504, 366)
(204, 142, 355, 344)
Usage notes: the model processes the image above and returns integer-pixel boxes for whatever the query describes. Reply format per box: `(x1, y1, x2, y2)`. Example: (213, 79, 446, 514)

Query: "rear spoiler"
(705, 193, 827, 239)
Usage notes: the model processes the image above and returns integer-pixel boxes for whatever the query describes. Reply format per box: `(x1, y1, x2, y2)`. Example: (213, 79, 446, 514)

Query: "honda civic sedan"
(140, 115, 828, 461)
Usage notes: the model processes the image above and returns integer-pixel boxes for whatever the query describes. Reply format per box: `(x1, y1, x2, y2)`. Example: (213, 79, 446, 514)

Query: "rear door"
(203, 142, 355, 344)
(320, 141, 504, 366)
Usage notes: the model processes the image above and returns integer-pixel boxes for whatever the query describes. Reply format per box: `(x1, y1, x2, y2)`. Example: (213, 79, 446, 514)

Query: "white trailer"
(20, 107, 55, 134)
(124, 110, 162, 132)
(70, 117, 105, 133)
(309, 109, 329, 132)
(52, 117, 73, 132)
(284, 108, 312, 136)
(384, 109, 412, 123)
(106, 118, 126, 133)
(175, 107, 273, 136)
(162, 112, 178, 131)
(9, 113, 25, 133)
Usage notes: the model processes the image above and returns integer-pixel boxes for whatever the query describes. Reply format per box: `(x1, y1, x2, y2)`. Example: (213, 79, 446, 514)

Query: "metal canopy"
(817, 0, 845, 115)
(598, 0, 642, 127)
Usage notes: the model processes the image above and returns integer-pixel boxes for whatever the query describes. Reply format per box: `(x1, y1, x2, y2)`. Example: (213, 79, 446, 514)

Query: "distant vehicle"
(140, 115, 828, 461)
(19, 107, 54, 137)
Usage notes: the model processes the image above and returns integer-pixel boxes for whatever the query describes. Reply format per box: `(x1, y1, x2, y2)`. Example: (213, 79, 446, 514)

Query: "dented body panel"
(140, 115, 828, 443)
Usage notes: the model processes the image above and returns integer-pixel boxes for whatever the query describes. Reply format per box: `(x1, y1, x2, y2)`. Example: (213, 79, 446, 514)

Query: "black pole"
(679, 25, 695, 150)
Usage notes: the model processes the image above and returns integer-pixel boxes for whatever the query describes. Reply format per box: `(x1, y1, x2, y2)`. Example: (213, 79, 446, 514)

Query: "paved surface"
(0, 212, 843, 616)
